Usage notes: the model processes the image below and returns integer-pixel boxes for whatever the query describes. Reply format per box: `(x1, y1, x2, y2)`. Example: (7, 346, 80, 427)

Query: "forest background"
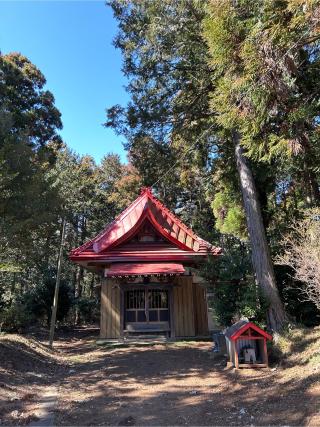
(1, 0, 319, 333)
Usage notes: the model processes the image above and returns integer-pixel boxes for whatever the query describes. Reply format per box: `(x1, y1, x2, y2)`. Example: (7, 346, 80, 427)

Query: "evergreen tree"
(203, 0, 320, 330)
(107, 0, 320, 331)
(0, 52, 63, 251)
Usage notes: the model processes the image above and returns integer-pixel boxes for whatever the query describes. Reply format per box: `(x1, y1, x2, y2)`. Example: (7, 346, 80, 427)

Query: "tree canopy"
(106, 0, 320, 330)
(1, 1, 319, 332)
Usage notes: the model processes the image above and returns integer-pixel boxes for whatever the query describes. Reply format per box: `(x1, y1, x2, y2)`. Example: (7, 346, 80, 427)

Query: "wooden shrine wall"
(100, 278, 121, 339)
(173, 276, 195, 337)
(100, 276, 210, 339)
(193, 283, 209, 336)
(173, 276, 209, 337)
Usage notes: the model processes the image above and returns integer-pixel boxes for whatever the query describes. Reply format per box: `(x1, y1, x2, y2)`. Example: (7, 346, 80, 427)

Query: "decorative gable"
(70, 187, 221, 269)
(129, 220, 164, 243)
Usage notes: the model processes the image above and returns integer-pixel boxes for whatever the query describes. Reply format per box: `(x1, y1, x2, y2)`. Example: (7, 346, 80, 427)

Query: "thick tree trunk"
(234, 133, 287, 332)
(308, 169, 320, 206)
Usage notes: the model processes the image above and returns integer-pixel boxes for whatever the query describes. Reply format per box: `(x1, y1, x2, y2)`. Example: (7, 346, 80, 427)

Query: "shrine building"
(70, 187, 221, 339)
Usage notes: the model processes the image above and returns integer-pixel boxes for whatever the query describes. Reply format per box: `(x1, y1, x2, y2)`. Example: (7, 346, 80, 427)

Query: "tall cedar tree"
(204, 0, 320, 330)
(0, 52, 63, 257)
(106, 0, 299, 330)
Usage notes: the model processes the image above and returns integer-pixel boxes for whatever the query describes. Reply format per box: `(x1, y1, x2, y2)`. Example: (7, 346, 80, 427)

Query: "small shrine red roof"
(225, 320, 272, 341)
(70, 187, 221, 269)
(105, 262, 185, 278)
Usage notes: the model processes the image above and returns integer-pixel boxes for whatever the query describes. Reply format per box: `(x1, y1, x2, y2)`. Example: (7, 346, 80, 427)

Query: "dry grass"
(273, 326, 320, 368)
(0, 333, 66, 425)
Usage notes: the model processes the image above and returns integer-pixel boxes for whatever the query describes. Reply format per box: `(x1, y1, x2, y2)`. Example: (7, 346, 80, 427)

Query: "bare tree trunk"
(89, 273, 94, 298)
(74, 215, 86, 325)
(74, 265, 83, 325)
(309, 169, 320, 205)
(49, 218, 66, 347)
(234, 133, 287, 332)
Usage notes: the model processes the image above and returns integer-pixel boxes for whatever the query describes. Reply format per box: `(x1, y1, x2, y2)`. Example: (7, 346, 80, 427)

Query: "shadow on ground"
(53, 337, 319, 426)
(1, 329, 319, 426)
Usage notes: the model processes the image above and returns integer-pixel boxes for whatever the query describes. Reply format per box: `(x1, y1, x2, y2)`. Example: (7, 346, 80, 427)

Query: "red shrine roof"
(70, 187, 221, 272)
(225, 320, 272, 341)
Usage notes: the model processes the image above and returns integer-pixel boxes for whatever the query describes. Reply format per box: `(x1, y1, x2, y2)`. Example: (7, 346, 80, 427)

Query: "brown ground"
(0, 327, 319, 426)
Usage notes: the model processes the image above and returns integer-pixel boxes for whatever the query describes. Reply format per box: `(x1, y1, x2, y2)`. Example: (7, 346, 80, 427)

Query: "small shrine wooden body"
(225, 320, 272, 368)
(70, 187, 221, 339)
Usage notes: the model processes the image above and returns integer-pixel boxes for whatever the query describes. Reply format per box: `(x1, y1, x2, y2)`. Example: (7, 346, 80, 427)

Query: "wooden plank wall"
(99, 276, 208, 339)
(173, 276, 195, 337)
(193, 283, 209, 336)
(100, 278, 121, 339)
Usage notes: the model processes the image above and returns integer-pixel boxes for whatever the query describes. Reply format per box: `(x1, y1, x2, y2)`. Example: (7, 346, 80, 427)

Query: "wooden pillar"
(100, 278, 108, 339)
(263, 338, 269, 366)
(173, 276, 195, 337)
(234, 340, 239, 369)
(169, 287, 175, 338)
(193, 282, 209, 336)
(100, 278, 121, 339)
(119, 286, 124, 337)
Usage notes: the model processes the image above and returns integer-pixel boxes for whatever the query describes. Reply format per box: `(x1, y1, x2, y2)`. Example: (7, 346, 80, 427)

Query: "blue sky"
(0, 0, 128, 163)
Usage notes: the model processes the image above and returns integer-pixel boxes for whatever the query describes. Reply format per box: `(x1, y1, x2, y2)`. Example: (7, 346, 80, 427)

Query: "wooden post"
(100, 279, 108, 339)
(263, 338, 269, 366)
(234, 340, 239, 369)
(49, 218, 66, 348)
(119, 286, 124, 338)
(169, 287, 175, 338)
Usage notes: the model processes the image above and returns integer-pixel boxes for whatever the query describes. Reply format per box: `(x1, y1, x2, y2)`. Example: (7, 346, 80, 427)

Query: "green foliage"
(203, 0, 320, 203)
(0, 52, 63, 278)
(75, 296, 99, 324)
(107, 0, 218, 236)
(0, 279, 29, 332)
(212, 281, 268, 327)
(2, 3, 320, 333)
(107, 0, 320, 329)
(26, 274, 73, 326)
(0, 299, 32, 332)
(0, 272, 73, 331)
(200, 237, 268, 326)
(0, 51, 144, 332)
(0, 52, 62, 148)
(212, 191, 246, 239)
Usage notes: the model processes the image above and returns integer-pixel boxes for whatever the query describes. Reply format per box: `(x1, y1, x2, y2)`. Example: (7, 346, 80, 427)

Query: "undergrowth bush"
(0, 273, 73, 332)
(0, 297, 33, 332)
(74, 296, 99, 324)
(200, 236, 268, 326)
(26, 276, 73, 326)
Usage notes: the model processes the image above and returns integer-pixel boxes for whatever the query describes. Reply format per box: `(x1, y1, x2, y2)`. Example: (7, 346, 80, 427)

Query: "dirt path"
(29, 386, 58, 427)
(1, 330, 319, 426)
(52, 335, 319, 426)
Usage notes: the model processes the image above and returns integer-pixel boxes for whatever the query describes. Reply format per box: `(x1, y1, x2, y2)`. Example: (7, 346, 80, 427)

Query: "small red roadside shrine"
(225, 320, 272, 368)
(70, 187, 221, 339)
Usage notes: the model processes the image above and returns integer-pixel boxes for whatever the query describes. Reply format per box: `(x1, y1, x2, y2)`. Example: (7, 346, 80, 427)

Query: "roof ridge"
(71, 190, 147, 255)
(70, 187, 222, 256)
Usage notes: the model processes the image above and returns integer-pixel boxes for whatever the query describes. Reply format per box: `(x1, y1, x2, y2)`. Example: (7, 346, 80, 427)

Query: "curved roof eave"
(70, 187, 222, 259)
